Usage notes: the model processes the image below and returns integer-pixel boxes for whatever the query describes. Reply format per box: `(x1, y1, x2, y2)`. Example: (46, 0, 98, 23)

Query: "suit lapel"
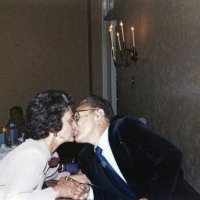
(108, 121, 134, 186)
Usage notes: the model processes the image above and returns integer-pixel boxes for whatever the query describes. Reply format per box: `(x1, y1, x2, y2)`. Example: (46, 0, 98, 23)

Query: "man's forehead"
(76, 104, 90, 110)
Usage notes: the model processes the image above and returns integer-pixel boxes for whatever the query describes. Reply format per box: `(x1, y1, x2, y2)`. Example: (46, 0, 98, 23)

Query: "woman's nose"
(72, 120, 78, 130)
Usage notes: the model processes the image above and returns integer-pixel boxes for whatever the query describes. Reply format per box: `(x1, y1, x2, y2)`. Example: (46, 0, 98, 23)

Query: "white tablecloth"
(0, 145, 16, 160)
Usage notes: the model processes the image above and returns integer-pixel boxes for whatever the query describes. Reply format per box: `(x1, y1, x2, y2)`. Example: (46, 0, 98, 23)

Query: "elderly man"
(74, 95, 182, 200)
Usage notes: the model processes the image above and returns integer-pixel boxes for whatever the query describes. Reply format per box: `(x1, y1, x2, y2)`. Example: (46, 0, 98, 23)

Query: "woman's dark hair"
(80, 95, 114, 121)
(26, 90, 73, 140)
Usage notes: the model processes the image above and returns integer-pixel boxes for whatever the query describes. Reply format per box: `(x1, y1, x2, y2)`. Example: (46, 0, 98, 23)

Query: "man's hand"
(52, 176, 90, 199)
(79, 183, 90, 199)
(70, 171, 91, 184)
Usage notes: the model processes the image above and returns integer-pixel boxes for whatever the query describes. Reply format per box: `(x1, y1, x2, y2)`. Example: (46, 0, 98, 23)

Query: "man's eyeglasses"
(73, 108, 97, 122)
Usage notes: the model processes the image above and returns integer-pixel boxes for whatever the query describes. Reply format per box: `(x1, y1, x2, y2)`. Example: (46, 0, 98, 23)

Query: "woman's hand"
(52, 176, 90, 199)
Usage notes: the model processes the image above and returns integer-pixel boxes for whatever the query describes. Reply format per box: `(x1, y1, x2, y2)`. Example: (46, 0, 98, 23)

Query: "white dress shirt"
(97, 128, 126, 182)
(87, 128, 126, 199)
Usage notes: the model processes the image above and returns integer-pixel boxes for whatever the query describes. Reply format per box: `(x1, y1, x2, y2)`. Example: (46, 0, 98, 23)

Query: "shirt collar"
(94, 127, 109, 152)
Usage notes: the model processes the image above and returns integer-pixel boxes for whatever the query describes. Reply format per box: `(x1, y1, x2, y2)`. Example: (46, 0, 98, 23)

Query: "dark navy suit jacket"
(78, 116, 182, 200)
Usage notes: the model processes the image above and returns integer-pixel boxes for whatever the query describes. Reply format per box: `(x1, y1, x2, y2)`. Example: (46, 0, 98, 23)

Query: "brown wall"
(0, 0, 103, 125)
(117, 0, 200, 192)
(2, 0, 199, 194)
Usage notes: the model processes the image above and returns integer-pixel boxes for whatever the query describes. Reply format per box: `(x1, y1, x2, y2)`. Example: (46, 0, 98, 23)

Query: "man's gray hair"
(80, 95, 114, 121)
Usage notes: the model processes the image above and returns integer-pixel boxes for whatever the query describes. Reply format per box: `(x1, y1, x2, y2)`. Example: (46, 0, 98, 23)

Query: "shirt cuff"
(87, 186, 94, 200)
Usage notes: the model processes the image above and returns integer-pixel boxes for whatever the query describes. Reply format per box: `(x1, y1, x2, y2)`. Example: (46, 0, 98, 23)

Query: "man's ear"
(96, 108, 105, 120)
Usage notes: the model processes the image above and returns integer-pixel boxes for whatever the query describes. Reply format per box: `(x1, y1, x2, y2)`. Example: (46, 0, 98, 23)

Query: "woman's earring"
(54, 132, 58, 137)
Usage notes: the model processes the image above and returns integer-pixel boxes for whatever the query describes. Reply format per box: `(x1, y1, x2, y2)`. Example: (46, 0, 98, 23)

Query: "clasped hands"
(53, 172, 91, 199)
(52, 172, 148, 200)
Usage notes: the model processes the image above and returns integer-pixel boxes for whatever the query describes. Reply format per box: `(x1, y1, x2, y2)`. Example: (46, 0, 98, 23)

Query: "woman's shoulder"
(24, 139, 48, 151)
(13, 139, 50, 162)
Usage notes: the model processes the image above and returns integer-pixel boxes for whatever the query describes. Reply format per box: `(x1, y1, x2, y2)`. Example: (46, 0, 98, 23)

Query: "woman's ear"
(49, 128, 58, 137)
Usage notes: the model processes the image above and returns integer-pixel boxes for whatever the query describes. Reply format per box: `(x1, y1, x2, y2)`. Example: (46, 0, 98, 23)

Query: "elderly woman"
(0, 90, 90, 199)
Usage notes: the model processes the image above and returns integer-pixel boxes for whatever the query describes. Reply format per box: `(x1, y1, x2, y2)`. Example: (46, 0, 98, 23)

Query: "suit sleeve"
(117, 116, 182, 200)
(78, 146, 131, 200)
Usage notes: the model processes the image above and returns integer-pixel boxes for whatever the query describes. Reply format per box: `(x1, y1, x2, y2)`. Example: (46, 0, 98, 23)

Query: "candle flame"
(109, 24, 113, 32)
(131, 26, 134, 31)
(1, 127, 8, 133)
(116, 32, 120, 36)
(120, 21, 123, 26)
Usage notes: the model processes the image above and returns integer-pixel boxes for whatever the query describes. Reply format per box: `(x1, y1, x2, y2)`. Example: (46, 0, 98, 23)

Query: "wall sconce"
(109, 21, 138, 67)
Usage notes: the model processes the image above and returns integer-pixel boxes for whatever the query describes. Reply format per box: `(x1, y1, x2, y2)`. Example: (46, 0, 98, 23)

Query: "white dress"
(0, 139, 59, 200)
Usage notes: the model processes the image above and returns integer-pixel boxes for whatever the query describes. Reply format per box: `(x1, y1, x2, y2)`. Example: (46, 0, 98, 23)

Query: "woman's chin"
(65, 137, 75, 143)
(74, 136, 79, 142)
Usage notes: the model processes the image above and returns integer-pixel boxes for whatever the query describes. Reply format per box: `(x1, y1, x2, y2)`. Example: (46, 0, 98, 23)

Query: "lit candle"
(109, 25, 114, 47)
(2, 127, 6, 133)
(116, 32, 122, 51)
(131, 26, 135, 48)
(120, 21, 125, 42)
(109, 25, 115, 59)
